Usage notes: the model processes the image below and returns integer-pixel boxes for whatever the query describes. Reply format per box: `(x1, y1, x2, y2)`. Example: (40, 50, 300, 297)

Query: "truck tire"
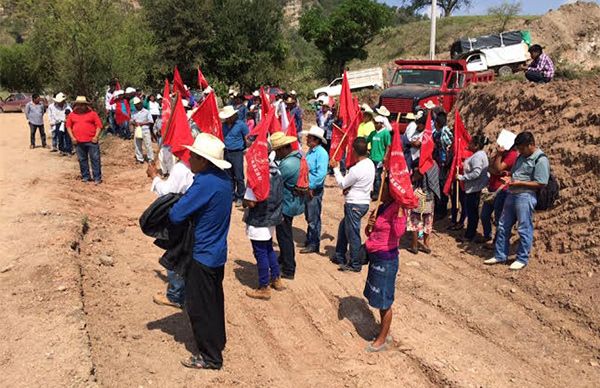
(498, 66, 513, 77)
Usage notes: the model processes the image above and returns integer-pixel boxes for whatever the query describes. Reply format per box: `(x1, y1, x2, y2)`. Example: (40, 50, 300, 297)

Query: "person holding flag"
(367, 116, 391, 199)
(220, 106, 249, 207)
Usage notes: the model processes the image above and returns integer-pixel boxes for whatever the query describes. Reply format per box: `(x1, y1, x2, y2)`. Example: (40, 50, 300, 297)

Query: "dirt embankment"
(456, 77, 600, 332)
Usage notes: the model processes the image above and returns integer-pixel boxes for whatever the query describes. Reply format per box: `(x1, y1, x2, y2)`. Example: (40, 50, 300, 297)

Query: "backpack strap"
(531, 153, 548, 182)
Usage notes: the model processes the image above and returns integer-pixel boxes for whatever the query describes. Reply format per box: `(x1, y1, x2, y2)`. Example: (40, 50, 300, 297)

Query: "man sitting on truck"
(525, 45, 554, 84)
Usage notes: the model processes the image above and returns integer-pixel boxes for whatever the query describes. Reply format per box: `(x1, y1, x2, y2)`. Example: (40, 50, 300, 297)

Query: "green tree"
(299, 0, 393, 80)
(488, 1, 522, 33)
(402, 0, 472, 17)
(0, 44, 43, 91)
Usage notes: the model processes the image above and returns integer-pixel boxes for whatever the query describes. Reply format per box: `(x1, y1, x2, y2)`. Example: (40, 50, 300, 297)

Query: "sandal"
(418, 245, 431, 254)
(407, 247, 419, 255)
(181, 355, 215, 370)
(365, 342, 389, 353)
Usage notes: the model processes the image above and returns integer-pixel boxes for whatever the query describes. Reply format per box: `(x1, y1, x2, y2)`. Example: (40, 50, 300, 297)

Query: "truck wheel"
(498, 66, 513, 77)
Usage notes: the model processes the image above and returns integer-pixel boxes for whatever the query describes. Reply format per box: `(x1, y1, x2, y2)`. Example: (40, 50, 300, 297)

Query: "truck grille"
(381, 97, 413, 114)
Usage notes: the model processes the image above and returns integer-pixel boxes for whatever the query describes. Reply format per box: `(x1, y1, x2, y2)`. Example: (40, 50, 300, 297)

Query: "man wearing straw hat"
(300, 126, 329, 254)
(168, 133, 233, 370)
(271, 132, 304, 279)
(220, 105, 249, 207)
(66, 96, 103, 184)
(48, 92, 72, 155)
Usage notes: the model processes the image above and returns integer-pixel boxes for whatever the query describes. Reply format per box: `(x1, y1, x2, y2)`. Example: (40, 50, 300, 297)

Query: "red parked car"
(0, 93, 33, 113)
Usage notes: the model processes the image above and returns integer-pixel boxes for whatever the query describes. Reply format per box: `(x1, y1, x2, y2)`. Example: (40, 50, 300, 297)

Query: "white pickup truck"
(313, 67, 384, 98)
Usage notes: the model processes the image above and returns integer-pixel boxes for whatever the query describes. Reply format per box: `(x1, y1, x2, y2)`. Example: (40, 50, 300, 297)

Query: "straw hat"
(424, 100, 436, 109)
(53, 93, 67, 103)
(404, 112, 416, 120)
(219, 105, 238, 120)
(301, 125, 327, 145)
(184, 133, 231, 170)
(132, 97, 142, 105)
(376, 106, 390, 117)
(285, 96, 295, 104)
(270, 131, 297, 150)
(374, 115, 386, 124)
(361, 103, 374, 114)
(74, 96, 91, 105)
(290, 90, 297, 96)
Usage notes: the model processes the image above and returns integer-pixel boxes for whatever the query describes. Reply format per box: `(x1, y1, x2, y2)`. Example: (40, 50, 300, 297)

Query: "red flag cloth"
(249, 107, 280, 137)
(160, 79, 172, 137)
(197, 67, 209, 89)
(115, 80, 121, 90)
(296, 157, 309, 190)
(329, 123, 347, 162)
(443, 109, 473, 195)
(115, 99, 130, 125)
(418, 111, 434, 174)
(386, 124, 418, 209)
(190, 91, 223, 141)
(286, 112, 299, 151)
(260, 87, 271, 117)
(172, 66, 189, 98)
(344, 110, 362, 168)
(163, 94, 193, 162)
(245, 116, 270, 202)
(338, 71, 355, 126)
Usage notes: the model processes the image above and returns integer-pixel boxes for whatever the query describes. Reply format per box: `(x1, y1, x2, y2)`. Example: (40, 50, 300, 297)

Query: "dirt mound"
(530, 1, 600, 70)
(456, 77, 600, 331)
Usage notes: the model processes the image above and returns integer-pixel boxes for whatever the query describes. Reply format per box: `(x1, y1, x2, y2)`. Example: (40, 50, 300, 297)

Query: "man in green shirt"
(368, 116, 391, 199)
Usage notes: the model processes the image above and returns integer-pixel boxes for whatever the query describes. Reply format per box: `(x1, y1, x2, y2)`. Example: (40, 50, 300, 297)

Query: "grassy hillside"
(349, 15, 539, 69)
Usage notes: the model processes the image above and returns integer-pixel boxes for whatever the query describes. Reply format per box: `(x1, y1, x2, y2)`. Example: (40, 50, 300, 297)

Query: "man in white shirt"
(131, 97, 154, 163)
(147, 160, 194, 308)
(105, 79, 117, 135)
(48, 93, 72, 155)
(329, 137, 375, 272)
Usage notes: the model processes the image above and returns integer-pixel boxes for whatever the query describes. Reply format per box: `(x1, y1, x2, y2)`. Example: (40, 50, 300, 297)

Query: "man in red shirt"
(477, 144, 518, 245)
(66, 96, 104, 184)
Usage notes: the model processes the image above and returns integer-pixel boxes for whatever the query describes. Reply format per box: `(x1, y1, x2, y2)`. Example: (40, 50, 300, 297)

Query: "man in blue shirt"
(169, 133, 233, 370)
(484, 132, 550, 271)
(271, 132, 305, 279)
(286, 96, 303, 141)
(300, 126, 329, 254)
(220, 106, 249, 206)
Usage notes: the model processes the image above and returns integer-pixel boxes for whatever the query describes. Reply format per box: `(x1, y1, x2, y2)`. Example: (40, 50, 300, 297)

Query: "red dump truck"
(379, 59, 494, 125)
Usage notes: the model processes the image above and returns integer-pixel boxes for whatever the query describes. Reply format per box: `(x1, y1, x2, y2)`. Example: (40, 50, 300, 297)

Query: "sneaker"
(50, 148, 58, 152)
(270, 277, 286, 291)
(281, 273, 295, 280)
(152, 292, 182, 308)
(474, 236, 492, 244)
(246, 286, 271, 300)
(300, 247, 319, 254)
(509, 261, 526, 271)
(338, 264, 361, 273)
(483, 258, 504, 265)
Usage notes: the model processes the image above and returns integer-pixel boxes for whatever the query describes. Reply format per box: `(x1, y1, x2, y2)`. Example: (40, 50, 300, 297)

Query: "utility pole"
(430, 0, 437, 59)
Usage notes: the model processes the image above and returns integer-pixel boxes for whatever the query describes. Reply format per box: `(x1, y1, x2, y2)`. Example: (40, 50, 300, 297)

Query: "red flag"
(115, 80, 121, 90)
(329, 123, 347, 162)
(443, 109, 472, 195)
(344, 110, 362, 168)
(260, 87, 270, 117)
(296, 157, 309, 190)
(386, 124, 418, 209)
(160, 79, 172, 137)
(163, 94, 193, 162)
(245, 114, 270, 202)
(172, 66, 189, 98)
(115, 98, 130, 125)
(250, 108, 281, 137)
(418, 111, 434, 174)
(338, 71, 355, 126)
(197, 67, 209, 89)
(190, 91, 223, 141)
(286, 112, 299, 151)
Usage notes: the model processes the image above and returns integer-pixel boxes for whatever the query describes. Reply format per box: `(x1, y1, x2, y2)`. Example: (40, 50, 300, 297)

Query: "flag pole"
(331, 123, 350, 160)
(162, 92, 179, 139)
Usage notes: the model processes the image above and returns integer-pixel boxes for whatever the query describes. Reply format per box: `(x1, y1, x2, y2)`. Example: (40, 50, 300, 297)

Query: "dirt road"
(0, 114, 598, 387)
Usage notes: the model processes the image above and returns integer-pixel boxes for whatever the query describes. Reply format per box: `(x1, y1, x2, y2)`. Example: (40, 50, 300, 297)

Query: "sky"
(383, 0, 600, 16)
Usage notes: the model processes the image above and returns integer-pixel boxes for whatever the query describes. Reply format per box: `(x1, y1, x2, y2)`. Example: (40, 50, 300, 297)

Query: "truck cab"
(379, 60, 493, 125)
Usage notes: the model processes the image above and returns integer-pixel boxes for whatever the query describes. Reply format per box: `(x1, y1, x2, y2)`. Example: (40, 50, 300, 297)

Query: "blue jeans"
(481, 189, 508, 239)
(76, 142, 102, 182)
(251, 239, 281, 287)
(107, 110, 117, 134)
(166, 269, 185, 305)
(51, 127, 59, 150)
(494, 192, 537, 264)
(304, 188, 323, 250)
(225, 150, 245, 201)
(335, 203, 370, 270)
(464, 191, 481, 239)
(372, 164, 383, 198)
(55, 125, 72, 154)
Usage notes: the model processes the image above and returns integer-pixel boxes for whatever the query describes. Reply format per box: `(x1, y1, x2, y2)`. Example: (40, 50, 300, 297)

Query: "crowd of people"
(24, 62, 552, 369)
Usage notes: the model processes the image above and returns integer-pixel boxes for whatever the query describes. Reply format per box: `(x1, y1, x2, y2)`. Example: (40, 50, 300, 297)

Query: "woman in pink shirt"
(363, 178, 407, 352)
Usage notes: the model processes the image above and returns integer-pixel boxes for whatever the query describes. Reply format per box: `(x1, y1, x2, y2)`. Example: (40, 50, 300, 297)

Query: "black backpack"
(533, 154, 559, 211)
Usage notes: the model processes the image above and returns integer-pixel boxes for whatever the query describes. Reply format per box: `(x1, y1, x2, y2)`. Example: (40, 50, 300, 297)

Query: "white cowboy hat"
(318, 96, 329, 106)
(125, 87, 136, 94)
(156, 93, 163, 99)
(270, 131, 298, 150)
(301, 125, 327, 145)
(132, 97, 142, 105)
(228, 88, 236, 96)
(219, 105, 238, 120)
(74, 96, 91, 105)
(184, 133, 231, 170)
(290, 90, 297, 95)
(374, 115, 386, 124)
(182, 99, 189, 108)
(203, 86, 213, 95)
(53, 93, 67, 103)
(113, 90, 124, 97)
(361, 103, 374, 114)
(285, 96, 295, 104)
(424, 100, 436, 109)
(252, 90, 260, 97)
(376, 106, 390, 117)
(404, 112, 416, 120)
